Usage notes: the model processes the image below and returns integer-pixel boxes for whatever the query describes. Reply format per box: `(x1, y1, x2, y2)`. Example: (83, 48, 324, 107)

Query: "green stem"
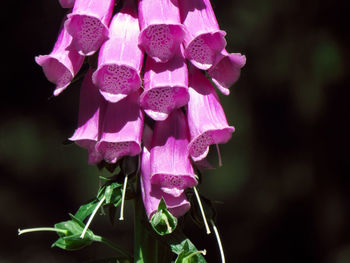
(93, 234, 132, 260)
(134, 196, 162, 263)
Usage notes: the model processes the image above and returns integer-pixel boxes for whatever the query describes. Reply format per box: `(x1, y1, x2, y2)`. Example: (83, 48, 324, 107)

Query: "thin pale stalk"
(210, 219, 226, 263)
(119, 174, 129, 220)
(193, 187, 211, 234)
(216, 144, 222, 167)
(81, 196, 106, 238)
(18, 227, 68, 236)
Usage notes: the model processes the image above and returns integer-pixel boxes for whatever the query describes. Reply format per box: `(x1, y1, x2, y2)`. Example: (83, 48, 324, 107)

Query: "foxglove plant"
(141, 125, 191, 219)
(93, 0, 143, 103)
(138, 0, 185, 63)
(65, 0, 115, 56)
(96, 90, 144, 164)
(35, 18, 84, 96)
(22, 0, 245, 262)
(69, 68, 106, 165)
(187, 66, 235, 162)
(58, 0, 75, 9)
(140, 46, 189, 121)
(178, 0, 227, 70)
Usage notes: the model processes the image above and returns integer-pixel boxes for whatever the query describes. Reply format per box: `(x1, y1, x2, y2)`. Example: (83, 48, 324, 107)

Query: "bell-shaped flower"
(92, 0, 143, 103)
(178, 0, 226, 70)
(138, 0, 185, 63)
(208, 50, 246, 95)
(141, 125, 190, 219)
(69, 68, 107, 164)
(96, 91, 144, 164)
(140, 46, 189, 121)
(150, 109, 197, 197)
(64, 0, 114, 56)
(35, 21, 84, 96)
(59, 0, 75, 8)
(187, 67, 234, 162)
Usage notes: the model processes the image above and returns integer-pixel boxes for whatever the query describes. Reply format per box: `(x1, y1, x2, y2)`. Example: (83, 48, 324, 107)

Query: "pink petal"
(140, 46, 189, 121)
(58, 0, 75, 8)
(138, 0, 185, 62)
(64, 0, 114, 56)
(208, 50, 246, 95)
(35, 19, 84, 96)
(69, 68, 107, 165)
(179, 0, 226, 70)
(141, 125, 191, 219)
(92, 0, 143, 103)
(96, 91, 144, 164)
(187, 67, 234, 162)
(150, 109, 197, 197)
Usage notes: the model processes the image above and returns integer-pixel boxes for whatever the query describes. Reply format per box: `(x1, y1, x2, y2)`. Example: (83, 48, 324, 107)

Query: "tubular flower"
(150, 109, 197, 197)
(187, 67, 234, 162)
(92, 0, 143, 103)
(140, 46, 189, 121)
(69, 68, 107, 165)
(178, 0, 226, 70)
(138, 0, 185, 63)
(141, 125, 191, 219)
(96, 91, 144, 164)
(35, 21, 84, 96)
(208, 50, 246, 95)
(65, 0, 115, 56)
(58, 0, 75, 9)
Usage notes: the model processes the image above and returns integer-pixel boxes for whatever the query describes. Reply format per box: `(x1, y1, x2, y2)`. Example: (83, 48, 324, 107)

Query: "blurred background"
(1, 0, 349, 262)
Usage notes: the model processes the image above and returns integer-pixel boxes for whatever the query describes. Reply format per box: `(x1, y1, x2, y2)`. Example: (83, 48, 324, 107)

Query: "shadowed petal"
(187, 67, 234, 161)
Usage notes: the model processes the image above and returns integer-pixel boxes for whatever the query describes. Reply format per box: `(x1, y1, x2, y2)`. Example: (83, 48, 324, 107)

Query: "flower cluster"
(36, 0, 245, 220)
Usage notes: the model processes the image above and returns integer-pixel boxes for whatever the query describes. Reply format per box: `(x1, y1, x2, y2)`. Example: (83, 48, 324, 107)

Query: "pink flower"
(58, 0, 75, 9)
(138, 0, 185, 63)
(35, 21, 84, 96)
(92, 0, 143, 103)
(208, 50, 246, 95)
(178, 0, 226, 70)
(69, 68, 107, 165)
(140, 46, 189, 121)
(141, 125, 190, 219)
(96, 91, 144, 164)
(150, 109, 197, 197)
(64, 0, 115, 56)
(187, 67, 234, 162)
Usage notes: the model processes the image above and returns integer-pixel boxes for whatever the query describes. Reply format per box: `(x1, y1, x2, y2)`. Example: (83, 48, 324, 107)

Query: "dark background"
(1, 0, 349, 262)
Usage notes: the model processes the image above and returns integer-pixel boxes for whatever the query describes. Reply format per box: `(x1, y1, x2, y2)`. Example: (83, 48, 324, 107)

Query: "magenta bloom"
(92, 0, 143, 103)
(69, 68, 107, 165)
(150, 109, 197, 197)
(65, 0, 114, 56)
(96, 91, 144, 164)
(141, 126, 190, 219)
(178, 0, 226, 70)
(35, 23, 84, 96)
(138, 0, 185, 63)
(187, 67, 234, 162)
(208, 50, 246, 95)
(58, 0, 75, 8)
(140, 47, 189, 121)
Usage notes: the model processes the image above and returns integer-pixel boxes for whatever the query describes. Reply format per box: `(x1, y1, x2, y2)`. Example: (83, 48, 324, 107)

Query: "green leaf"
(172, 240, 206, 263)
(150, 199, 177, 235)
(104, 182, 123, 206)
(75, 199, 99, 221)
(52, 214, 94, 251)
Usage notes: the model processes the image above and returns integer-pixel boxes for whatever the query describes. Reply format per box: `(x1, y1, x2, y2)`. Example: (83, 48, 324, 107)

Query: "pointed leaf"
(150, 199, 177, 235)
